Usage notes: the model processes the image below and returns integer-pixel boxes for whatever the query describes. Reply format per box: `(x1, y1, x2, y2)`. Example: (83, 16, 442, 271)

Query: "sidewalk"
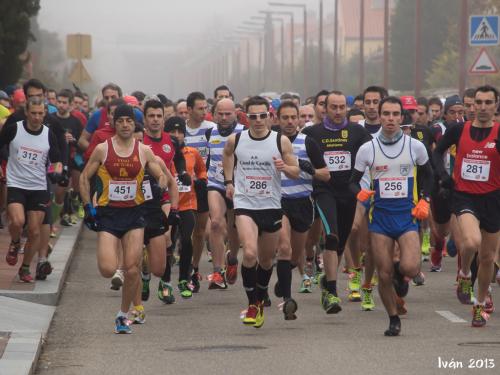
(0, 221, 83, 375)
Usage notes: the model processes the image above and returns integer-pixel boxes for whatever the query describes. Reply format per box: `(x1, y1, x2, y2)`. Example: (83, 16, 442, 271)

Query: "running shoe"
(274, 281, 283, 298)
(299, 277, 312, 293)
(77, 204, 85, 219)
(178, 280, 192, 299)
(348, 290, 361, 302)
(35, 261, 53, 281)
(485, 291, 494, 314)
(395, 296, 407, 315)
(60, 214, 72, 227)
(281, 298, 298, 321)
(208, 271, 227, 290)
(243, 305, 258, 326)
(371, 274, 378, 286)
(384, 317, 401, 337)
(430, 248, 442, 272)
(304, 261, 314, 278)
(254, 302, 264, 328)
(446, 238, 457, 257)
(456, 276, 473, 305)
(6, 241, 20, 266)
(190, 271, 202, 293)
(115, 316, 132, 334)
(141, 273, 151, 301)
(348, 268, 362, 292)
(128, 309, 146, 324)
(412, 271, 425, 286)
(158, 280, 175, 304)
(18, 246, 24, 255)
(50, 229, 57, 238)
(70, 214, 78, 225)
(18, 266, 34, 283)
(361, 287, 375, 311)
(225, 251, 238, 285)
(471, 304, 489, 327)
(421, 230, 430, 261)
(312, 271, 323, 285)
(322, 292, 342, 314)
(110, 269, 124, 290)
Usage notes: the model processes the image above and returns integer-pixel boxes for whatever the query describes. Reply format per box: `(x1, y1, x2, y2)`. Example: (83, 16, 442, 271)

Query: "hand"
(357, 189, 375, 202)
(273, 156, 286, 171)
(178, 172, 192, 186)
(226, 183, 234, 200)
(83, 203, 99, 231)
(298, 159, 315, 175)
(167, 208, 180, 226)
(57, 168, 70, 187)
(412, 198, 430, 220)
(48, 172, 63, 184)
(65, 132, 75, 143)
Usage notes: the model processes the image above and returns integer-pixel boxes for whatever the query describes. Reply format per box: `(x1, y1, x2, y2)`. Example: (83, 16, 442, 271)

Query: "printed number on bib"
(141, 180, 153, 201)
(324, 151, 351, 172)
(176, 176, 191, 193)
(244, 176, 272, 197)
(17, 146, 43, 166)
(109, 181, 137, 201)
(379, 177, 408, 198)
(461, 158, 490, 181)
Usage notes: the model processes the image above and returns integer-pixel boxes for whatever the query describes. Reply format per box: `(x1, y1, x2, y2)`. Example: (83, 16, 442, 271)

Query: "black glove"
(178, 172, 192, 186)
(48, 172, 63, 184)
(194, 179, 207, 193)
(298, 159, 315, 176)
(56, 167, 70, 187)
(439, 173, 454, 190)
(167, 208, 180, 226)
(83, 204, 99, 231)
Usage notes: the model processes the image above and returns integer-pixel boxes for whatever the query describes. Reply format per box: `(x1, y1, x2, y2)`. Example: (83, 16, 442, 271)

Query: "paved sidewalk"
(0, 221, 83, 375)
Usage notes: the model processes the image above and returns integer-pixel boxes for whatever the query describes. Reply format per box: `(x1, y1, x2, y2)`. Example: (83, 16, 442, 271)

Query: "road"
(36, 228, 500, 375)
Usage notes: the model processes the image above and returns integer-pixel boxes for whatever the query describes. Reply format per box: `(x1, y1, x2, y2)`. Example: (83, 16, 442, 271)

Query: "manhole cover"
(165, 345, 266, 353)
(458, 342, 500, 348)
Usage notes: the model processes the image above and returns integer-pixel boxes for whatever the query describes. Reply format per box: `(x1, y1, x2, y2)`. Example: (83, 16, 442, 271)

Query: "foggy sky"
(38, 0, 321, 98)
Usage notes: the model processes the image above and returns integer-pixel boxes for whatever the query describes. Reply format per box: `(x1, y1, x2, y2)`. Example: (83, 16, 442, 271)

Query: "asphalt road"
(36, 228, 500, 375)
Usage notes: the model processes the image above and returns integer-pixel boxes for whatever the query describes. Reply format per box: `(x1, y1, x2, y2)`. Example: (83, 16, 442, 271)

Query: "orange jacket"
(170, 146, 207, 211)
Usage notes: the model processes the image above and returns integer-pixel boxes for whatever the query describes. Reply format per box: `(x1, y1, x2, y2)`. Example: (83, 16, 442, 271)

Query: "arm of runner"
(78, 129, 92, 151)
(80, 143, 105, 205)
(143, 145, 167, 190)
(48, 129, 63, 174)
(276, 135, 300, 179)
(350, 142, 375, 199)
(155, 156, 179, 210)
(222, 134, 236, 199)
(305, 136, 330, 182)
(432, 123, 462, 182)
(413, 140, 433, 199)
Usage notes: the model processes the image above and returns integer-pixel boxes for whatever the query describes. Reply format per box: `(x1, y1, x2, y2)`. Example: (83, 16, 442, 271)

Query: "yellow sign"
(67, 34, 92, 59)
(69, 61, 91, 84)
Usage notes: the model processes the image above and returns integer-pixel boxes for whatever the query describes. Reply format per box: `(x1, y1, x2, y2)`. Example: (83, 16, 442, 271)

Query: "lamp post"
(236, 27, 265, 94)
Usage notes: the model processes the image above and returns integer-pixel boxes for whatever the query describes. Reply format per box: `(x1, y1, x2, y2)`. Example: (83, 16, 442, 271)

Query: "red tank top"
(143, 131, 175, 167)
(453, 121, 500, 194)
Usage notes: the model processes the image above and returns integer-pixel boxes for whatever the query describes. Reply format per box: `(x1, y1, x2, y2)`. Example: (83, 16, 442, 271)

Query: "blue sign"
(470, 15, 499, 46)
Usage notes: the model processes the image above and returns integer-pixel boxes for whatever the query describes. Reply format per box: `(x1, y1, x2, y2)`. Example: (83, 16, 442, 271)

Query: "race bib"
(17, 146, 43, 166)
(323, 151, 351, 172)
(461, 158, 490, 181)
(141, 180, 153, 201)
(176, 176, 191, 193)
(379, 177, 408, 198)
(109, 180, 137, 201)
(244, 175, 272, 197)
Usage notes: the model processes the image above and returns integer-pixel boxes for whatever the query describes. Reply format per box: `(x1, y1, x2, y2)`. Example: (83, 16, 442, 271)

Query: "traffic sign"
(69, 60, 92, 84)
(469, 48, 498, 74)
(67, 34, 92, 59)
(469, 15, 499, 46)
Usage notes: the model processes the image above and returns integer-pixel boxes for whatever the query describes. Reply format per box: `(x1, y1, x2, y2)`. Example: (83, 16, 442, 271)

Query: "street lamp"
(236, 27, 265, 94)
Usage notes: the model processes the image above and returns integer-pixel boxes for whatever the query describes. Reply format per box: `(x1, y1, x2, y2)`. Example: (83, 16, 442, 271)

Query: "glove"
(298, 159, 315, 175)
(167, 208, 180, 226)
(357, 189, 375, 202)
(412, 198, 430, 220)
(83, 203, 99, 231)
(48, 172, 63, 184)
(178, 172, 192, 186)
(194, 179, 207, 193)
(57, 169, 70, 187)
(439, 173, 454, 190)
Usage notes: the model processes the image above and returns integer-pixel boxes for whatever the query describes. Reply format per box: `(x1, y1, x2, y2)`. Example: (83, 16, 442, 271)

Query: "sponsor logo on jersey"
(400, 164, 411, 176)
(210, 139, 221, 144)
(341, 130, 348, 139)
(375, 165, 388, 172)
(484, 142, 495, 149)
(162, 144, 172, 153)
(417, 131, 423, 140)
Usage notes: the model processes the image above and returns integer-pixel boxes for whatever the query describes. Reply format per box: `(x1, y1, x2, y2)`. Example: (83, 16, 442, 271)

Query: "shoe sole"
(283, 299, 298, 321)
(243, 319, 257, 326)
(325, 303, 342, 314)
(208, 284, 227, 290)
(111, 277, 123, 290)
(362, 306, 375, 311)
(299, 289, 312, 293)
(115, 329, 132, 334)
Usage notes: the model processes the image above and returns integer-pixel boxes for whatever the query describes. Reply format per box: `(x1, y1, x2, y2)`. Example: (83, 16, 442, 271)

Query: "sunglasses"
(247, 112, 269, 120)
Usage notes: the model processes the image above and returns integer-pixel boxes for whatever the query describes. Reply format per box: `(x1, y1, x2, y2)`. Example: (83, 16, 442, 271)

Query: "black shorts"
(314, 190, 356, 254)
(235, 208, 282, 234)
(282, 197, 314, 233)
(208, 187, 234, 210)
(430, 182, 452, 225)
(96, 206, 145, 239)
(195, 182, 209, 214)
(7, 187, 50, 212)
(143, 206, 167, 245)
(452, 190, 500, 233)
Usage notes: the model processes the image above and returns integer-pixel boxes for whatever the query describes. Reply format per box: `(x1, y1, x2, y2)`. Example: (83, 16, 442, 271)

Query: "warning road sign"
(469, 48, 498, 74)
(469, 15, 499, 46)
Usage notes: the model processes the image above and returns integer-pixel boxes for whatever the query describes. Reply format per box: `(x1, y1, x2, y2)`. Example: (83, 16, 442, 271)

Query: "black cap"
(113, 104, 135, 122)
(164, 116, 186, 134)
(444, 95, 463, 114)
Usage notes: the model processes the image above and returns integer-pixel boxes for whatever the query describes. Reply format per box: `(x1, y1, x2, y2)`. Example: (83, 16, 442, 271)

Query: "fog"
(38, 0, 321, 99)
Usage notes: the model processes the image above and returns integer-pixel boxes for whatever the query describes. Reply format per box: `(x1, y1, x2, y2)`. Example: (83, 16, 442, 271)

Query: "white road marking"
(436, 310, 467, 323)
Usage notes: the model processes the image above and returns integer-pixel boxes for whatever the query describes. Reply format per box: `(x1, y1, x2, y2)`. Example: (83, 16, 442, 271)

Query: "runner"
(223, 96, 299, 328)
(351, 96, 433, 336)
(79, 104, 167, 334)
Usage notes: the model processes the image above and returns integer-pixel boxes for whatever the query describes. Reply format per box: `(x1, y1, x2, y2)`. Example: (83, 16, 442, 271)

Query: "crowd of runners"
(0, 78, 499, 337)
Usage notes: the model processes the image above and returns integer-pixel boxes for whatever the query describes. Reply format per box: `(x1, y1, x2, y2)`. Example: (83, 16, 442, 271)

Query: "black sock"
(326, 280, 337, 296)
(276, 260, 292, 300)
(241, 264, 257, 304)
(389, 315, 400, 325)
(256, 264, 273, 302)
(471, 253, 478, 287)
(162, 247, 174, 282)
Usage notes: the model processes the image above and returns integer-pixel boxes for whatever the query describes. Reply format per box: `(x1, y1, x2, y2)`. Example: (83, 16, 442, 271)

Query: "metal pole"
(383, 0, 389, 89)
(333, 0, 339, 88)
(415, 0, 422, 97)
(458, 0, 468, 94)
(291, 15, 295, 88)
(280, 20, 285, 91)
(359, 0, 365, 92)
(303, 7, 308, 97)
(259, 36, 263, 91)
(247, 39, 251, 95)
(319, 0, 324, 91)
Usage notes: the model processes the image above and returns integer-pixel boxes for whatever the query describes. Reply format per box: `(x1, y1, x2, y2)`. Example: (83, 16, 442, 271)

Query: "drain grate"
(458, 342, 500, 348)
(165, 345, 266, 353)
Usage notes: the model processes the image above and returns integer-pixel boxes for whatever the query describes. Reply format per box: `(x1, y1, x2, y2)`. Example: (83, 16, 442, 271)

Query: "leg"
(191, 211, 208, 269)
(396, 231, 422, 279)
(276, 215, 292, 300)
(120, 228, 144, 314)
(208, 191, 227, 273)
(24, 210, 45, 266)
(178, 210, 196, 282)
(370, 232, 397, 316)
(236, 215, 259, 304)
(476, 230, 500, 303)
(97, 232, 120, 278)
(457, 213, 481, 276)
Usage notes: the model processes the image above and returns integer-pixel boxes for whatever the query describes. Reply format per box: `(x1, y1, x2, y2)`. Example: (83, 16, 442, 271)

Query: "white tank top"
(7, 121, 50, 190)
(233, 130, 282, 210)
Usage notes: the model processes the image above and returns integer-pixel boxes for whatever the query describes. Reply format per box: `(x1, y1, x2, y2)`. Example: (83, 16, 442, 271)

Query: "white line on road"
(436, 310, 467, 323)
